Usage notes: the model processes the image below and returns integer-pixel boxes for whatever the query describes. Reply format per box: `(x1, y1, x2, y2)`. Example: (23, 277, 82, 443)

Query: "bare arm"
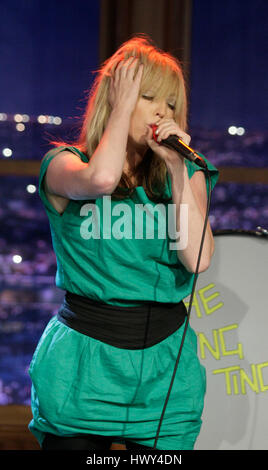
(145, 119, 214, 273)
(45, 57, 144, 200)
(167, 162, 214, 273)
(44, 104, 133, 201)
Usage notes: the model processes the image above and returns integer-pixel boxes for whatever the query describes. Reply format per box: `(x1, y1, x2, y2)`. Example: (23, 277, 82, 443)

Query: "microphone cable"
(151, 159, 212, 449)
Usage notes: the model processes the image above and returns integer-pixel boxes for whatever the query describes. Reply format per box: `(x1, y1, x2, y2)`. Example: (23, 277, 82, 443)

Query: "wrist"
(110, 104, 133, 120)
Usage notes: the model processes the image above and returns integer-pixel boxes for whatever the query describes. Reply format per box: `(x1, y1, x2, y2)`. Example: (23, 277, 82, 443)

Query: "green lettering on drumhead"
(240, 365, 259, 394)
(198, 283, 224, 315)
(257, 362, 268, 392)
(218, 324, 244, 359)
(198, 330, 220, 360)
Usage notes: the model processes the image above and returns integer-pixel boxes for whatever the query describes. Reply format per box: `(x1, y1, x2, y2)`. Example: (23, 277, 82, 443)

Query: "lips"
(149, 123, 159, 141)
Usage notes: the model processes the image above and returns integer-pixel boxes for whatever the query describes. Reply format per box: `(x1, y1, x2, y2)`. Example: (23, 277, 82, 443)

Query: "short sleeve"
(38, 146, 88, 217)
(185, 152, 219, 196)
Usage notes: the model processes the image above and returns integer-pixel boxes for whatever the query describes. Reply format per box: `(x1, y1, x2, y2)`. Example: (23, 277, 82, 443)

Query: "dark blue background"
(0, 0, 99, 120)
(0, 0, 267, 130)
(190, 0, 267, 131)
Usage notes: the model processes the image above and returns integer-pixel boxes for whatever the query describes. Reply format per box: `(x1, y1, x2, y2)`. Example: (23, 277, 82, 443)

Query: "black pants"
(42, 432, 153, 451)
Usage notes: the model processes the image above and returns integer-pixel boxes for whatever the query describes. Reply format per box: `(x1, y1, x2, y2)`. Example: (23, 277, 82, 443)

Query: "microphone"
(150, 124, 207, 169)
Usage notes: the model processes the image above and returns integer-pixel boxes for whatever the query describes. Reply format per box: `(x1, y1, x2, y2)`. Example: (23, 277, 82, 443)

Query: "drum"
(184, 228, 268, 450)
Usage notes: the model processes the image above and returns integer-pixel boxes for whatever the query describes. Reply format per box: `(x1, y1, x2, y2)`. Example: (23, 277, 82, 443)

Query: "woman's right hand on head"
(108, 56, 143, 113)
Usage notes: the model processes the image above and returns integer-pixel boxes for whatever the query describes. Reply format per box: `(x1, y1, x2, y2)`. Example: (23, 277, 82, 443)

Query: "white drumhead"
(184, 232, 268, 450)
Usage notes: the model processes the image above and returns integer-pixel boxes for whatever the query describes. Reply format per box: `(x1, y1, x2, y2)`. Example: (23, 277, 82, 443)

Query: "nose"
(155, 99, 168, 120)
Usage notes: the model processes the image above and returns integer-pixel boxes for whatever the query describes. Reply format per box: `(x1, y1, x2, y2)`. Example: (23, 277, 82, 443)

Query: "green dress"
(28, 145, 219, 450)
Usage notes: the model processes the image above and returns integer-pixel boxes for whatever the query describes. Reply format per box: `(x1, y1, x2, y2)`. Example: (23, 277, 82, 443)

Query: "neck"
(125, 139, 148, 175)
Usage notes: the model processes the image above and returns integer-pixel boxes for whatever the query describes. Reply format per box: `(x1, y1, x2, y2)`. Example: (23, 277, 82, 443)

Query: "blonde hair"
(50, 34, 188, 202)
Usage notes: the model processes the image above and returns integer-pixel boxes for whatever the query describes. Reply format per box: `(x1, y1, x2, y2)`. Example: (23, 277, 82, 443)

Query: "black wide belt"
(57, 291, 187, 350)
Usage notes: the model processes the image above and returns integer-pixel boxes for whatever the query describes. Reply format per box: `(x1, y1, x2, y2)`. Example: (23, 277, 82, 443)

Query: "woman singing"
(28, 35, 219, 451)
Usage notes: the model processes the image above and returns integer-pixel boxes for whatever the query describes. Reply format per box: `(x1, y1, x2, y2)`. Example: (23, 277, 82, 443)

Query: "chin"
(128, 132, 148, 153)
(139, 133, 150, 146)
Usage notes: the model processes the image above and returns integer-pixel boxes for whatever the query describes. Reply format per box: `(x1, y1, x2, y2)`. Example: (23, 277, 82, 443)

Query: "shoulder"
(41, 146, 83, 165)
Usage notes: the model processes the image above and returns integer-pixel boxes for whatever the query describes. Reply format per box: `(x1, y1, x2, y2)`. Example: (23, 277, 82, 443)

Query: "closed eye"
(142, 95, 176, 110)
